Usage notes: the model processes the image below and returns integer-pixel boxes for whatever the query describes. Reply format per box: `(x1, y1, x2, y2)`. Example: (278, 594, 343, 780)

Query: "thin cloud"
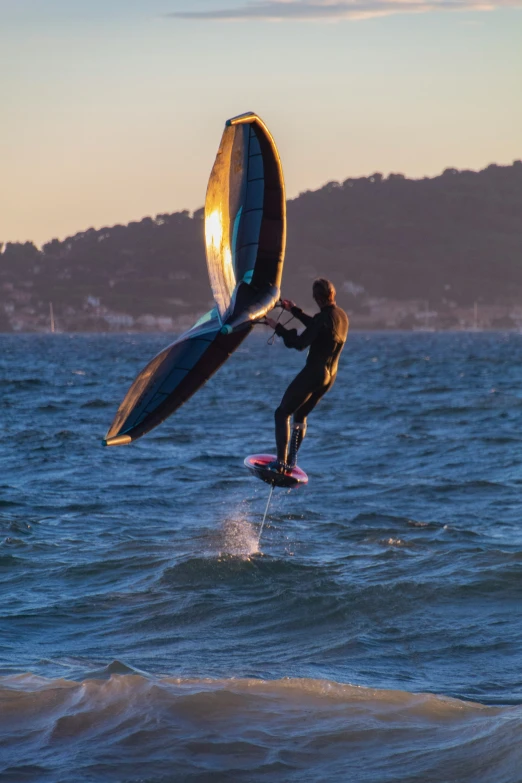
(166, 0, 520, 21)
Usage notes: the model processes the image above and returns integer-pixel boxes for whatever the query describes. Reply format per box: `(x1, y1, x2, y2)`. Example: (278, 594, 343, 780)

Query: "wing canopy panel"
(204, 129, 238, 320)
(204, 113, 286, 327)
(105, 112, 286, 445)
(105, 316, 250, 445)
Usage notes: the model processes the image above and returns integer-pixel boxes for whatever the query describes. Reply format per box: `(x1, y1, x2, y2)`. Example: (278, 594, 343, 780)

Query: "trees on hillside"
(1, 161, 521, 326)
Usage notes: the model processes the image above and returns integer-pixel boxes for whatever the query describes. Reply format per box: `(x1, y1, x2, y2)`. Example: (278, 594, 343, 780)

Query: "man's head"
(313, 278, 336, 307)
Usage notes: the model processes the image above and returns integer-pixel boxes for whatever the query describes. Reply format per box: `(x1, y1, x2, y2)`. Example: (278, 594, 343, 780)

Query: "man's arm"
(275, 316, 321, 351)
(290, 306, 314, 327)
(280, 299, 314, 327)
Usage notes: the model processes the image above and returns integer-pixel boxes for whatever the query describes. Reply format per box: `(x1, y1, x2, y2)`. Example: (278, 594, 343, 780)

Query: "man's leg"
(288, 374, 336, 465)
(287, 420, 306, 467)
(274, 368, 319, 465)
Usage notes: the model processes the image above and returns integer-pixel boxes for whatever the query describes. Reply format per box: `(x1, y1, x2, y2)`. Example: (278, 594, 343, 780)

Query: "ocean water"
(2, 331, 522, 782)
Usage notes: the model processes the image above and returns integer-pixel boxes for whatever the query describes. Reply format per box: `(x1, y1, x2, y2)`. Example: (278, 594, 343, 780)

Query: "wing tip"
(226, 111, 257, 127)
(103, 434, 132, 447)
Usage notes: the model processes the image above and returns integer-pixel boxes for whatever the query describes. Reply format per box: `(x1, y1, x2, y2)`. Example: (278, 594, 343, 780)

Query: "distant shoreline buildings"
(2, 286, 522, 334)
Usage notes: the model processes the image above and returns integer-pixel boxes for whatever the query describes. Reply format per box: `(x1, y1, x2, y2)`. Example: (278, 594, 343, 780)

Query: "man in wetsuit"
(265, 278, 349, 474)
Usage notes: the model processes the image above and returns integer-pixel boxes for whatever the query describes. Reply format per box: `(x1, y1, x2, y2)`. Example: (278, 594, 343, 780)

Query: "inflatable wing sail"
(104, 112, 285, 446)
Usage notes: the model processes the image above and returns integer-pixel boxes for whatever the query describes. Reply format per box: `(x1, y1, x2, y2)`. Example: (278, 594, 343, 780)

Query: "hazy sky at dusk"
(2, 0, 521, 245)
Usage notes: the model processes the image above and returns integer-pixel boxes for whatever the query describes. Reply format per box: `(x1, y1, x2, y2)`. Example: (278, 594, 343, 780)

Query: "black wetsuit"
(274, 303, 349, 463)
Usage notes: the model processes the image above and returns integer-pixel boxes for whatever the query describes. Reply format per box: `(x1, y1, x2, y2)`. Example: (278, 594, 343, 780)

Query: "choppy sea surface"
(2, 332, 522, 782)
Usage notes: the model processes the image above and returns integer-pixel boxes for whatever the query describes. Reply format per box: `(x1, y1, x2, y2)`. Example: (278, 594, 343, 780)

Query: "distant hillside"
(1, 161, 521, 331)
(286, 161, 522, 309)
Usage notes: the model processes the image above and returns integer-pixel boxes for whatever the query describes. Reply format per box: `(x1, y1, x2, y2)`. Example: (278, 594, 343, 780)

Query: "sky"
(1, 0, 521, 246)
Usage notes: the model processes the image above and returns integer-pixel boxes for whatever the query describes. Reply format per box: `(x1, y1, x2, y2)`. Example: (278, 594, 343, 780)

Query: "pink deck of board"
(244, 454, 308, 488)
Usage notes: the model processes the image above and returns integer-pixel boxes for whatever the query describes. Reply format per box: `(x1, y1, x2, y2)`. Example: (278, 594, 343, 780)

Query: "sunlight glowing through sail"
(205, 207, 236, 311)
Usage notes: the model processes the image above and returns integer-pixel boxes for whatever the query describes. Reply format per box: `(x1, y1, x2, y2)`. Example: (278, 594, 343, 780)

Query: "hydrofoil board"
(244, 454, 308, 488)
